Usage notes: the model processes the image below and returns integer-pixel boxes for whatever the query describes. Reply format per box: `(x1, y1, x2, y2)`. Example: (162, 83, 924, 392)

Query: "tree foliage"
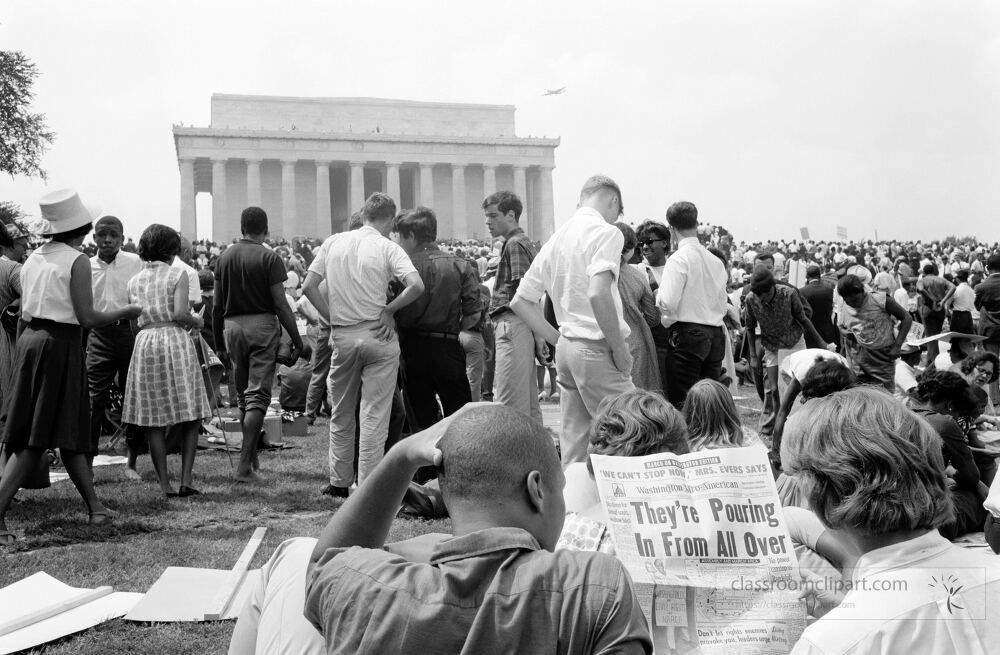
(0, 50, 55, 179)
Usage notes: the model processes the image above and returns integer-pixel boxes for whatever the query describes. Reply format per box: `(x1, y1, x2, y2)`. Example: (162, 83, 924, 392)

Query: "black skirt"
(1, 319, 89, 451)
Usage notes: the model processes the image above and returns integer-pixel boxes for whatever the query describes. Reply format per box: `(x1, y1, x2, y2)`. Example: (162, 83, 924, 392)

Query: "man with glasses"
(656, 201, 729, 408)
(511, 175, 635, 464)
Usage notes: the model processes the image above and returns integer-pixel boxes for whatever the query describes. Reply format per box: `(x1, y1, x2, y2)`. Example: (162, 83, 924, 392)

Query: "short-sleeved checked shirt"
(488, 228, 538, 316)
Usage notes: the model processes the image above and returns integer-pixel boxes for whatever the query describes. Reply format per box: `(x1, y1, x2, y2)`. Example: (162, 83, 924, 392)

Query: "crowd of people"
(1, 178, 999, 653)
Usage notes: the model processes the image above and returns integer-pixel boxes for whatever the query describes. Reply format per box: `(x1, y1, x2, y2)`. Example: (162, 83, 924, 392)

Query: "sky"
(2, 0, 999, 243)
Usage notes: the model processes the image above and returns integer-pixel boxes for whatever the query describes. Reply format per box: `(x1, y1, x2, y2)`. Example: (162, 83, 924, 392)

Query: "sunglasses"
(641, 238, 667, 246)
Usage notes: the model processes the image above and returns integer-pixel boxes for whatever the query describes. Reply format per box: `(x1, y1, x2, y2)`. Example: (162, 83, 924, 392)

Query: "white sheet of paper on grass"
(124, 567, 261, 622)
(0, 572, 142, 655)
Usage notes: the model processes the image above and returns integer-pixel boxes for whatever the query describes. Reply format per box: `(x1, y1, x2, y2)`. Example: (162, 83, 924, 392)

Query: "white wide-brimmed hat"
(38, 189, 98, 236)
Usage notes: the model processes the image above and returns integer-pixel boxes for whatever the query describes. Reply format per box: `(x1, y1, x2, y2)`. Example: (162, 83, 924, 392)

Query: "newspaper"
(591, 446, 806, 654)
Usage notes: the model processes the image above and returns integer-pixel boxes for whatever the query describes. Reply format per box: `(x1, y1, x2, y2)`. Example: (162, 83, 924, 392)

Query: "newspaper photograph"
(591, 447, 806, 655)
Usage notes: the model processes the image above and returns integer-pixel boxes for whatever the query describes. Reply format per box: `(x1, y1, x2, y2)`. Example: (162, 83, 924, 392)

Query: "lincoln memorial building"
(172, 94, 559, 243)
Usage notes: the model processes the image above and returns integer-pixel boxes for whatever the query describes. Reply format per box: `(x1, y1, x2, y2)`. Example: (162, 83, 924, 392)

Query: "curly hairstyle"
(800, 359, 856, 400)
(782, 387, 953, 536)
(958, 351, 1000, 384)
(587, 389, 689, 475)
(915, 369, 973, 416)
(138, 223, 181, 263)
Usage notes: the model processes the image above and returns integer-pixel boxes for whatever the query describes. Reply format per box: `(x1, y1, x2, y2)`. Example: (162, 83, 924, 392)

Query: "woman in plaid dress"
(123, 224, 210, 497)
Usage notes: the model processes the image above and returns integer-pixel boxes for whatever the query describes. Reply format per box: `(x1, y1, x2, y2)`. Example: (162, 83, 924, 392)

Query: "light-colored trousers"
(556, 336, 635, 466)
(492, 313, 543, 424)
(327, 322, 399, 487)
(459, 330, 485, 402)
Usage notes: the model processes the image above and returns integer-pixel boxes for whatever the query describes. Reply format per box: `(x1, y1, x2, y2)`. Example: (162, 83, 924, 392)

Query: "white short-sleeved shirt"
(514, 206, 629, 341)
(21, 241, 85, 324)
(791, 532, 1000, 655)
(779, 348, 848, 383)
(91, 250, 142, 313)
(171, 256, 201, 303)
(308, 225, 417, 327)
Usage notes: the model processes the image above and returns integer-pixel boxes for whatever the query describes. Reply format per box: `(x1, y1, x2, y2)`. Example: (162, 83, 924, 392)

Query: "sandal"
(88, 509, 117, 526)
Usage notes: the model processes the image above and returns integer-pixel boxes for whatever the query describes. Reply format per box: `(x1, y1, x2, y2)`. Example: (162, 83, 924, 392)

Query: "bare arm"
(884, 296, 912, 354)
(376, 271, 425, 341)
(308, 408, 482, 561)
(302, 270, 330, 323)
(589, 270, 628, 355)
(171, 271, 202, 329)
(269, 282, 310, 360)
(510, 295, 561, 345)
(70, 255, 139, 328)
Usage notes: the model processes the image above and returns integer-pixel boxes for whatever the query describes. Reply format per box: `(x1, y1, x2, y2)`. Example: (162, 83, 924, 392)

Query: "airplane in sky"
(543, 87, 566, 96)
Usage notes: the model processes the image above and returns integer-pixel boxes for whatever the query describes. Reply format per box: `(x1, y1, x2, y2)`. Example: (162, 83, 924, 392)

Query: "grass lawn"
(0, 387, 765, 655)
(0, 409, 450, 655)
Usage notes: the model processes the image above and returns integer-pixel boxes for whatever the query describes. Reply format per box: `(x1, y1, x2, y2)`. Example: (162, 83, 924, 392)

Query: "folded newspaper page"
(591, 447, 806, 655)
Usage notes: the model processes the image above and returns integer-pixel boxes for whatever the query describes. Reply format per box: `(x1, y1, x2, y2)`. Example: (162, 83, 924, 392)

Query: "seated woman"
(784, 387, 1000, 653)
(956, 386, 998, 486)
(957, 351, 1000, 415)
(682, 379, 761, 451)
(909, 370, 990, 539)
(563, 389, 689, 541)
(683, 378, 852, 576)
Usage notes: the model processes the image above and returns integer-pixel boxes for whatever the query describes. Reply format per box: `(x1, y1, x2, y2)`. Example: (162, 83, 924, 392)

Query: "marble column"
(419, 163, 434, 207)
(539, 165, 555, 242)
(349, 161, 366, 213)
(513, 165, 528, 236)
(451, 164, 466, 240)
(246, 158, 262, 207)
(281, 160, 297, 237)
(179, 158, 196, 238)
(211, 158, 228, 240)
(385, 161, 401, 206)
(316, 161, 331, 236)
(483, 164, 496, 197)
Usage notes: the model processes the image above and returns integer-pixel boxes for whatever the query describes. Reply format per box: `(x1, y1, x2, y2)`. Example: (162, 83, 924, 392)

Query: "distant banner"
(799, 227, 809, 241)
(592, 447, 805, 654)
(835, 225, 848, 240)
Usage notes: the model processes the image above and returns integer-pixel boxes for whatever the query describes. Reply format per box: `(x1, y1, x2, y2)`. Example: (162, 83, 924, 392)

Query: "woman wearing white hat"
(0, 189, 141, 543)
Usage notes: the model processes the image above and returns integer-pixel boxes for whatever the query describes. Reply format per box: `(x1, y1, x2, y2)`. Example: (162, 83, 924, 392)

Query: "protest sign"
(591, 447, 805, 654)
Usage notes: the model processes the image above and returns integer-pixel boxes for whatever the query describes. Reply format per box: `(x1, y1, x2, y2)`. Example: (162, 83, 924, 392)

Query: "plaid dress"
(122, 262, 210, 427)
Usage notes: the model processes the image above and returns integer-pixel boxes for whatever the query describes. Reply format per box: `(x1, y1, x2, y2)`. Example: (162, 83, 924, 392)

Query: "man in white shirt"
(172, 236, 201, 309)
(511, 175, 635, 465)
(302, 193, 424, 495)
(655, 201, 729, 408)
(87, 215, 142, 465)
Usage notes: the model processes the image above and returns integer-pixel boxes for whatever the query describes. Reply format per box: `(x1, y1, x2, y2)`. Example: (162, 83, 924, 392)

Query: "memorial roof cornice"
(211, 93, 517, 112)
(172, 127, 560, 150)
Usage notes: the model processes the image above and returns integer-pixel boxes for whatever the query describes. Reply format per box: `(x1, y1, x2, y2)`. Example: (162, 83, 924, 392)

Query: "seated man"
(305, 404, 652, 654)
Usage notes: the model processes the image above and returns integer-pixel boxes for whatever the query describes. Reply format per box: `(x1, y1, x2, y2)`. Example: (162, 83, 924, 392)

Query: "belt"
(409, 330, 459, 341)
(105, 319, 133, 328)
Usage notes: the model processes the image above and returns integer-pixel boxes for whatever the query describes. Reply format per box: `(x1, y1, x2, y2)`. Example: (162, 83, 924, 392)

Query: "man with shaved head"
(305, 404, 651, 654)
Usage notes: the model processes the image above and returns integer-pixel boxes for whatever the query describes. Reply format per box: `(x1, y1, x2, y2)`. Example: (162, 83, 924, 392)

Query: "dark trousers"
(400, 335, 471, 430)
(664, 322, 726, 408)
(86, 322, 135, 453)
(922, 308, 946, 363)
